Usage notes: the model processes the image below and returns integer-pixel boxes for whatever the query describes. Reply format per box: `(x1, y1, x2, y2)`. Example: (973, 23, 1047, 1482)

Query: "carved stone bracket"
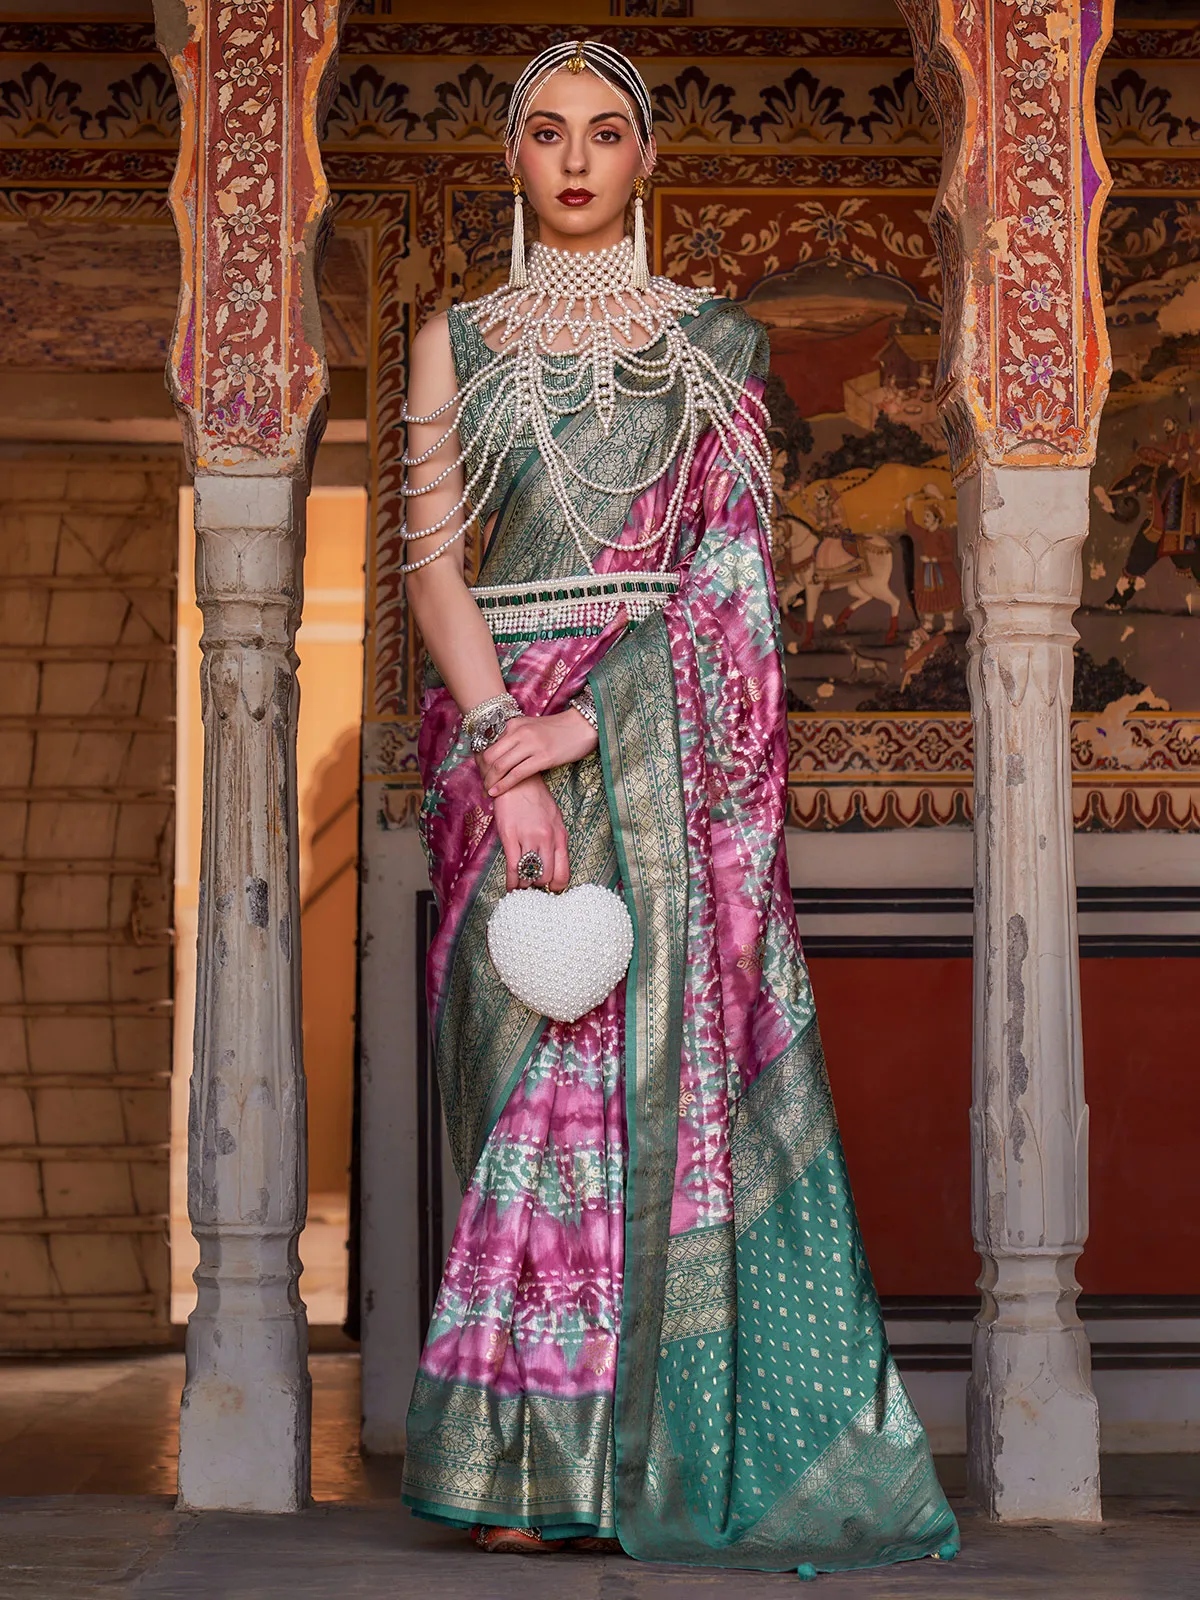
(896, 0, 1114, 478)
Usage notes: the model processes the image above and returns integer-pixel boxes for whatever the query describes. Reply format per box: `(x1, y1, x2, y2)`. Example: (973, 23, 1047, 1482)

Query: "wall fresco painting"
(662, 207, 963, 716)
(657, 192, 1200, 731)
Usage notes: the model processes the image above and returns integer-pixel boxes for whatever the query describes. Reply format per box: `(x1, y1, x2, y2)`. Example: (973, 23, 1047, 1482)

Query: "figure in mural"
(786, 519, 902, 649)
(1099, 416, 1200, 610)
(397, 39, 957, 1577)
(904, 487, 961, 635)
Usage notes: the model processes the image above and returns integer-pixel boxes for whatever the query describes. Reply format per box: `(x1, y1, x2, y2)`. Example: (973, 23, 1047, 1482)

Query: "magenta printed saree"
(400, 300, 958, 1574)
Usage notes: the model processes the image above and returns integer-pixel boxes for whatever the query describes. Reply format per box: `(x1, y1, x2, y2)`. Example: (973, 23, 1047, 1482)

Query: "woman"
(399, 39, 958, 1576)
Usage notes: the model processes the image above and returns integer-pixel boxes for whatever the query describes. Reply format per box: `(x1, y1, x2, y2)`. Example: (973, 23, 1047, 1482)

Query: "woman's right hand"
(493, 774, 570, 892)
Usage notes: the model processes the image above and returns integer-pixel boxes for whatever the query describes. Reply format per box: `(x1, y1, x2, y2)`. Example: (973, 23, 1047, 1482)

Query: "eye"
(593, 126, 622, 143)
(531, 125, 560, 143)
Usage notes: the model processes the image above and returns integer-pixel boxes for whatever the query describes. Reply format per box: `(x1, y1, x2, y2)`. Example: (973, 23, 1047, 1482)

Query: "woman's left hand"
(478, 711, 598, 797)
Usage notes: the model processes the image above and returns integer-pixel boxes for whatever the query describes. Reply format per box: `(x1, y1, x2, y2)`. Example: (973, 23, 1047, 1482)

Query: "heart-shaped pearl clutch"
(486, 883, 634, 1024)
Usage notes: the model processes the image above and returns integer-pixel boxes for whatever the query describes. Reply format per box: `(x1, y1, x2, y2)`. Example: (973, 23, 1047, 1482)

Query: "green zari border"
(591, 613, 690, 1558)
(730, 1022, 837, 1236)
(402, 1372, 617, 1533)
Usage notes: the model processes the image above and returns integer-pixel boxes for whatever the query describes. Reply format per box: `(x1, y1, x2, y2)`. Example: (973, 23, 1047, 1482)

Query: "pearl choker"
(400, 238, 773, 576)
(524, 237, 649, 298)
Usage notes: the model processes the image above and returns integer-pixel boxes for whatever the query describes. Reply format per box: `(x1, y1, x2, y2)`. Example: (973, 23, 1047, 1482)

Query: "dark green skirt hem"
(617, 1511, 959, 1575)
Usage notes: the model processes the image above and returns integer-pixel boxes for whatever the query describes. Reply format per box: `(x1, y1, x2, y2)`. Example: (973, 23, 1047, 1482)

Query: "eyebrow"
(527, 109, 633, 127)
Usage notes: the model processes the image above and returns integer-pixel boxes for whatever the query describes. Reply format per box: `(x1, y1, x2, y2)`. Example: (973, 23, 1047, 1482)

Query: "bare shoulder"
(411, 309, 452, 363)
(408, 310, 456, 410)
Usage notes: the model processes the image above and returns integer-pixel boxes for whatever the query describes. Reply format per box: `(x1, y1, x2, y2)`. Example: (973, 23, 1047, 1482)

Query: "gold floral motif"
(580, 1337, 615, 1377)
(545, 657, 569, 698)
(485, 1324, 510, 1366)
(737, 937, 765, 972)
(463, 803, 491, 856)
(661, 1224, 736, 1342)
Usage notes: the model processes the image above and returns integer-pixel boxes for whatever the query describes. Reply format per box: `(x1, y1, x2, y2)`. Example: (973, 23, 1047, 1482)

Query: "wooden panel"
(0, 452, 176, 1351)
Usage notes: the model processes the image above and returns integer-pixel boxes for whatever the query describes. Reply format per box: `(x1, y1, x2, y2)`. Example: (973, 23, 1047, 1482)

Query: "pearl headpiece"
(505, 40, 655, 170)
(400, 238, 773, 577)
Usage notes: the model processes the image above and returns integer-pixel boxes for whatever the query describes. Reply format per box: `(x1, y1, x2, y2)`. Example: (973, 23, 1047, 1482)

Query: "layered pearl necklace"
(400, 237, 774, 575)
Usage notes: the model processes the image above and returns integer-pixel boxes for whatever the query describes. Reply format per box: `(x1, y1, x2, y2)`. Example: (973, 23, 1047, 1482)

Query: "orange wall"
(295, 492, 367, 1196)
(814, 957, 1198, 1297)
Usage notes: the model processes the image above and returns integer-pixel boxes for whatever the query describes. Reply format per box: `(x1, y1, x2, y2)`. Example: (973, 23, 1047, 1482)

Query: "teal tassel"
(935, 1537, 959, 1562)
(796, 1563, 818, 1581)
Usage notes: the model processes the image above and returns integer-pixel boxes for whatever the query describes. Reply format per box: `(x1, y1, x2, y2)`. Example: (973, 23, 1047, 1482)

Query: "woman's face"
(513, 67, 653, 251)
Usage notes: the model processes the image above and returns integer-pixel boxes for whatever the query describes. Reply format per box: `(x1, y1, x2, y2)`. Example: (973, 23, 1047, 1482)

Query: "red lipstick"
(557, 188, 595, 206)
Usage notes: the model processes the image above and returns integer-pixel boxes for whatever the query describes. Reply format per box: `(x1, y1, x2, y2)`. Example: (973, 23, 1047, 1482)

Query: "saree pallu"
(401, 304, 958, 1573)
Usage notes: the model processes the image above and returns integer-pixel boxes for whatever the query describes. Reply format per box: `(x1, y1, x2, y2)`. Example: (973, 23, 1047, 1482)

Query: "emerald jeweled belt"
(469, 570, 680, 642)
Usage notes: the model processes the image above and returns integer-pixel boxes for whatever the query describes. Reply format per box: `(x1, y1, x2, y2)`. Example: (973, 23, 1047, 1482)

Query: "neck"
(533, 218, 627, 254)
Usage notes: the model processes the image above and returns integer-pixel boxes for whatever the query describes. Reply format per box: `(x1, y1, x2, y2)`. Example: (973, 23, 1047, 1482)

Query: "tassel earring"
(631, 176, 650, 290)
(508, 174, 527, 290)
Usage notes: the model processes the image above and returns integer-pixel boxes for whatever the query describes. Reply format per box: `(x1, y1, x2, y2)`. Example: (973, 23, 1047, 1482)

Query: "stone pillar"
(154, 0, 344, 1512)
(895, 0, 1114, 1520)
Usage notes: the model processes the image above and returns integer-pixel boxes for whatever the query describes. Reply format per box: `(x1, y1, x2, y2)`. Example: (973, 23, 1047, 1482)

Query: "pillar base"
(968, 1320, 1101, 1522)
(178, 1311, 312, 1512)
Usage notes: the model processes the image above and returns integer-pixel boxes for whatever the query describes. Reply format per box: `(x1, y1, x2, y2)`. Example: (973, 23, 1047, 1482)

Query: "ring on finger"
(517, 850, 544, 884)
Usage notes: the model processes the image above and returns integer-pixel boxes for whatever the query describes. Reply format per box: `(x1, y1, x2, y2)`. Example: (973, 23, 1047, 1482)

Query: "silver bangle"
(464, 692, 520, 734)
(464, 692, 521, 754)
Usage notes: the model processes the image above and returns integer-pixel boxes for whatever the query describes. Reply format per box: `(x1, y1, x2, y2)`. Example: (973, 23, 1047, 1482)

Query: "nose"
(562, 132, 589, 177)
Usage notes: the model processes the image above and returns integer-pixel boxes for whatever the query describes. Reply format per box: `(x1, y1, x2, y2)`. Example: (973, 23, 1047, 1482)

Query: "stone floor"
(1, 1354, 1198, 1599)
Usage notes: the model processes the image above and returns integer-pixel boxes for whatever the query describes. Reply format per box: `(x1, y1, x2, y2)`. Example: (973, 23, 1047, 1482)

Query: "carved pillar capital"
(966, 459, 1089, 628)
(193, 474, 304, 644)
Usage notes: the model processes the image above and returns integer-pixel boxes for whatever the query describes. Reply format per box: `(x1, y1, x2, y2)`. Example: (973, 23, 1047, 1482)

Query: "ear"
(643, 134, 658, 177)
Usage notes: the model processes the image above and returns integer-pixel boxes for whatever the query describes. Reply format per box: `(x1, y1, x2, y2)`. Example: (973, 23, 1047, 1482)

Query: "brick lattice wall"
(0, 453, 177, 1350)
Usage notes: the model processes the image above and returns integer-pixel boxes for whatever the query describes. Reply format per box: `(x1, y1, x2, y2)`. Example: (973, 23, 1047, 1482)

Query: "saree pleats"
(403, 984, 626, 1534)
(402, 300, 958, 1571)
(406, 689, 628, 1534)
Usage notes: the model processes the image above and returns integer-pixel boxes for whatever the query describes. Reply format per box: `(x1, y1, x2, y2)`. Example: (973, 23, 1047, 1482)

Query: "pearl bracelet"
(569, 687, 599, 731)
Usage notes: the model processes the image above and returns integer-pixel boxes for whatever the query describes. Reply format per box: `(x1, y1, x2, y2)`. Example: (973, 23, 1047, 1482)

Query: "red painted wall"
(1078, 960, 1198, 1294)
(810, 957, 1197, 1296)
